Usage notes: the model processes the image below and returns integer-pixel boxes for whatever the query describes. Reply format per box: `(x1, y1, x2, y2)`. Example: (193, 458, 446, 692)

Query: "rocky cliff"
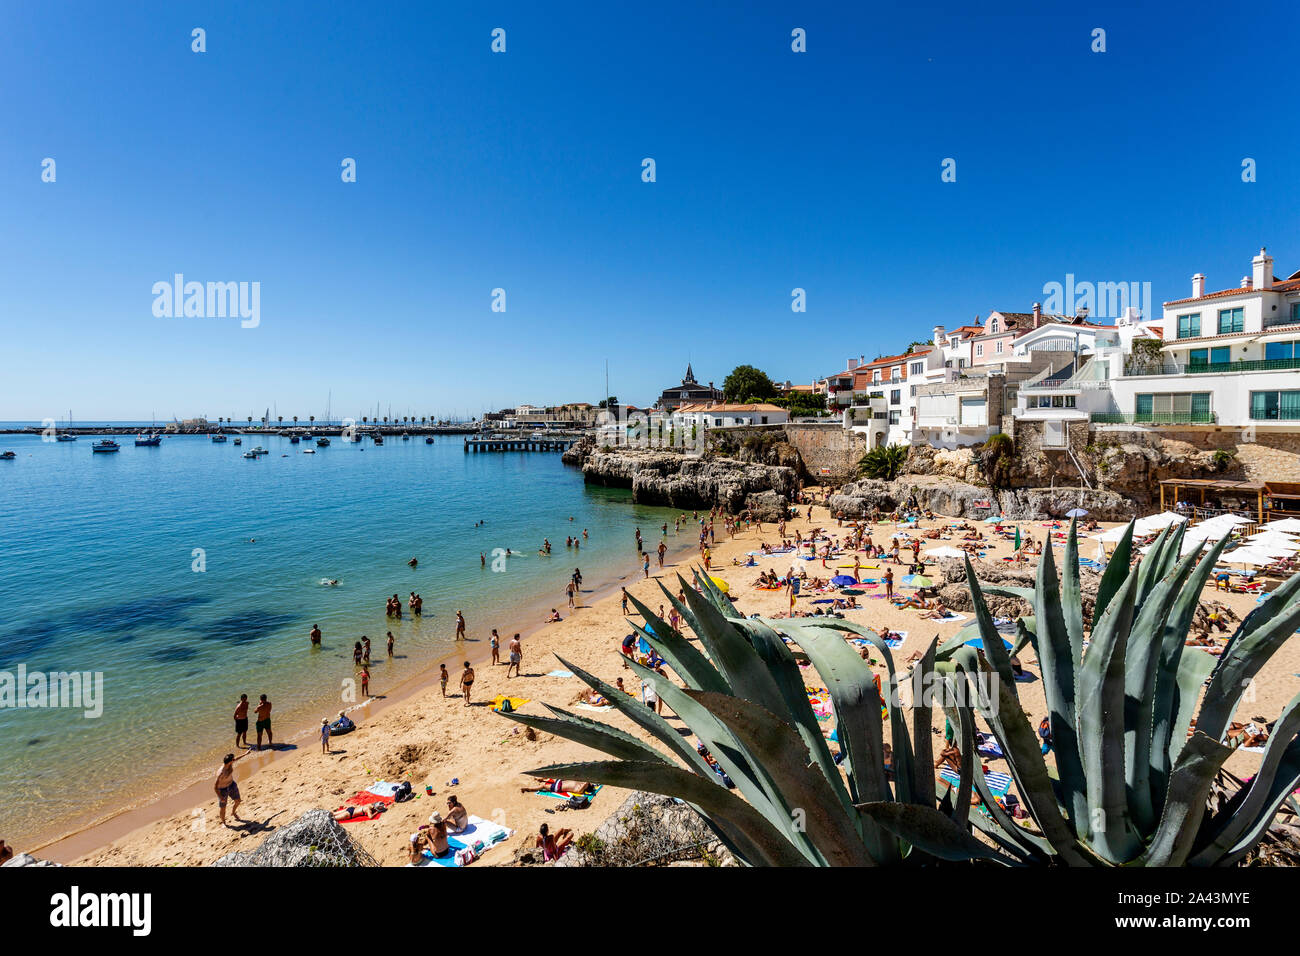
(578, 449, 798, 518)
(829, 476, 1136, 521)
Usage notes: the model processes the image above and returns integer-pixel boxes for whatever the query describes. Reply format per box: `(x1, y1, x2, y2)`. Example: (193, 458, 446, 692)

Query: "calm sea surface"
(0, 431, 686, 848)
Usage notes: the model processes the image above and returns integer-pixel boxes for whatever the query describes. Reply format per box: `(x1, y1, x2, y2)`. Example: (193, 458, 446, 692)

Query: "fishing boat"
(425, 436, 435, 444)
(401, 432, 410, 441)
(316, 437, 330, 447)
(92, 439, 120, 453)
(56, 433, 77, 442)
(233, 438, 242, 445)
(290, 435, 300, 444)
(211, 433, 228, 443)
(0, 451, 15, 460)
(303, 448, 316, 454)
(251, 445, 269, 456)
(242, 450, 258, 459)
(134, 433, 162, 447)
(373, 434, 384, 445)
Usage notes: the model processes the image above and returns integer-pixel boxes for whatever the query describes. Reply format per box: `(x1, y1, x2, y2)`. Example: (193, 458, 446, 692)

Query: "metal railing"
(1125, 356, 1300, 377)
(1092, 412, 1217, 425)
(1020, 379, 1113, 390)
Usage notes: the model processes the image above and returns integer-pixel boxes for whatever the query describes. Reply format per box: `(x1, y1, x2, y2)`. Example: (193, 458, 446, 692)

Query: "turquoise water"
(0, 433, 685, 848)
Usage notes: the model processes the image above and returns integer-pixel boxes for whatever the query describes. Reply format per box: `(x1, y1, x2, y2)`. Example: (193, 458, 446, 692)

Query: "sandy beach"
(43, 498, 1297, 867)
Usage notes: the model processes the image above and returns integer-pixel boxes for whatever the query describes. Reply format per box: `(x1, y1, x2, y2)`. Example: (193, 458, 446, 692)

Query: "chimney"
(1241, 276, 1252, 289)
(933, 325, 946, 346)
(846, 357, 858, 370)
(1192, 273, 1205, 298)
(1253, 247, 1274, 290)
(1032, 302, 1042, 325)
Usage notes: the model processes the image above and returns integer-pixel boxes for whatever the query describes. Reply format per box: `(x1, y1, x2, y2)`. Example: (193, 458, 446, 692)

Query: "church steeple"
(684, 363, 696, 384)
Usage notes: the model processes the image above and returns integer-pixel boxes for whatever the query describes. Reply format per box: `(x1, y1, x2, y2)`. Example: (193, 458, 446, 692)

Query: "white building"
(672, 402, 789, 430)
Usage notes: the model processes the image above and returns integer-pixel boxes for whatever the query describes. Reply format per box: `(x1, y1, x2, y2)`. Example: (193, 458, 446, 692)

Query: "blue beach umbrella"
(831, 574, 858, 586)
(963, 635, 1014, 652)
(1066, 508, 1089, 518)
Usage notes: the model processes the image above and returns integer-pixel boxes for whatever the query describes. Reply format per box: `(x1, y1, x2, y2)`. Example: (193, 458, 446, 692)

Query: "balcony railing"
(1020, 379, 1113, 390)
(1184, 357, 1300, 374)
(1092, 412, 1217, 425)
(1125, 356, 1300, 377)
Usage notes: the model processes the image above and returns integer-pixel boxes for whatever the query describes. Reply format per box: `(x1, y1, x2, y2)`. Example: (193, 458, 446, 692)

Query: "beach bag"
(564, 794, 590, 810)
(498, 697, 515, 714)
(394, 781, 413, 802)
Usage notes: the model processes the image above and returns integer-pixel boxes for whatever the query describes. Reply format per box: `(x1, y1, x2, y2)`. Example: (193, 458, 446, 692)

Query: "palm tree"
(309, 416, 315, 426)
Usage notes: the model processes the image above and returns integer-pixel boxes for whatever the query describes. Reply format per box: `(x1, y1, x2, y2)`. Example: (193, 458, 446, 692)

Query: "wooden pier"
(465, 437, 576, 453)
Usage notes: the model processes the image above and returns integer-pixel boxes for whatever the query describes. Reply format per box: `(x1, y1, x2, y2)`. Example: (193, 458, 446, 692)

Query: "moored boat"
(316, 437, 330, 447)
(92, 439, 120, 453)
(211, 433, 228, 443)
(0, 451, 15, 460)
(134, 433, 162, 447)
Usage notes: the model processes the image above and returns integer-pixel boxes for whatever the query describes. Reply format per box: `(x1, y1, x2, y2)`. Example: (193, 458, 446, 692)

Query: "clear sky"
(2, 1, 1297, 422)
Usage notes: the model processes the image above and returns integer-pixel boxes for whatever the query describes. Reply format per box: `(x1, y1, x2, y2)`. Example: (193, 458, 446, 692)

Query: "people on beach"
(459, 661, 475, 705)
(321, 718, 332, 754)
(537, 823, 574, 862)
(254, 694, 273, 750)
(444, 794, 469, 831)
(387, 631, 395, 656)
(490, 628, 500, 665)
(521, 778, 595, 795)
(455, 611, 466, 641)
(309, 624, 322, 646)
(360, 665, 371, 697)
(233, 693, 250, 749)
(0, 840, 12, 865)
(440, 663, 449, 697)
(214, 750, 254, 826)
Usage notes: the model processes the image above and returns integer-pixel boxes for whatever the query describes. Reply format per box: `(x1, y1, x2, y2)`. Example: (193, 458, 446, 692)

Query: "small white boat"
(303, 448, 316, 454)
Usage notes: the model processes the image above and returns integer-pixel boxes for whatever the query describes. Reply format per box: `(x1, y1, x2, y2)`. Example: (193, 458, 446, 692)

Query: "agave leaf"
(855, 802, 1017, 864)
(1136, 731, 1234, 866)
(775, 621, 897, 863)
(500, 705, 675, 765)
(1031, 530, 1087, 834)
(1061, 518, 1084, 658)
(1092, 520, 1135, 626)
(965, 807, 1046, 863)
(943, 700, 976, 829)
(676, 574, 793, 719)
(1213, 743, 1300, 867)
(694, 567, 746, 620)
(947, 646, 1094, 865)
(1076, 568, 1142, 862)
(1123, 543, 1204, 836)
(624, 589, 729, 695)
(910, 638, 939, 808)
(1189, 692, 1300, 864)
(1149, 536, 1233, 805)
(732, 618, 855, 816)
(551, 655, 720, 778)
(1197, 572, 1300, 742)
(685, 690, 878, 866)
(1134, 524, 1173, 606)
(524, 759, 815, 867)
(962, 556, 1018, 693)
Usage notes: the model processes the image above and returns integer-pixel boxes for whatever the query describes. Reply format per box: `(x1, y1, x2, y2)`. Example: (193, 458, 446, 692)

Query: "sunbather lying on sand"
(334, 803, 385, 821)
(521, 778, 596, 795)
(920, 603, 952, 619)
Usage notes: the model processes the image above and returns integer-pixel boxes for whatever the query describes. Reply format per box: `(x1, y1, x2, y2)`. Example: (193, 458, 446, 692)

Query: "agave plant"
(928, 518, 1300, 865)
(497, 571, 1020, 866)
(498, 519, 1300, 866)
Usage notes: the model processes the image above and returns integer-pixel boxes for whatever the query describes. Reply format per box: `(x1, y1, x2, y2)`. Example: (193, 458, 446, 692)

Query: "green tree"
(856, 443, 909, 481)
(723, 365, 777, 403)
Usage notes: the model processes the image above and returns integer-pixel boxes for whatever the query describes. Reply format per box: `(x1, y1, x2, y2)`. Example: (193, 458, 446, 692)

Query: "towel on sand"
(407, 816, 514, 867)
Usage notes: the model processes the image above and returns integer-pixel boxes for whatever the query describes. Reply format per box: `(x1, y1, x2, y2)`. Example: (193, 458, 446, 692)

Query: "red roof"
(1164, 276, 1300, 307)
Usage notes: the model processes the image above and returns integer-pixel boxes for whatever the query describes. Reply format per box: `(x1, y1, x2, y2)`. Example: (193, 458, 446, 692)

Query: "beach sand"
(47, 499, 1297, 866)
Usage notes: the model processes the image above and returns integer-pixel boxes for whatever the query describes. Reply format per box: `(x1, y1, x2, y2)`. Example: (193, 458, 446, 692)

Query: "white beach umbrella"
(1135, 511, 1188, 535)
(1222, 546, 1286, 567)
(1263, 517, 1300, 533)
(1202, 513, 1253, 528)
(1246, 530, 1300, 547)
(1098, 525, 1134, 543)
(925, 546, 969, 560)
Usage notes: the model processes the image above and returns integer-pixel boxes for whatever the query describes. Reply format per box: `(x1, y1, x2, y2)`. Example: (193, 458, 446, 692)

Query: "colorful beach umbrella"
(901, 574, 933, 587)
(709, 576, 730, 593)
(963, 635, 1013, 652)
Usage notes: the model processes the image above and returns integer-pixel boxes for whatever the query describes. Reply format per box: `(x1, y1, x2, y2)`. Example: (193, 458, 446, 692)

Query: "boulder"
(829, 478, 1135, 522)
(1, 853, 63, 867)
(582, 450, 798, 513)
(209, 809, 377, 867)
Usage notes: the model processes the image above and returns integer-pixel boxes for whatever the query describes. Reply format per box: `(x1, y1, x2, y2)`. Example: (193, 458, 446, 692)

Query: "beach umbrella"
(1066, 507, 1089, 518)
(709, 576, 730, 594)
(925, 546, 968, 560)
(963, 635, 1013, 652)
(1263, 517, 1300, 533)
(901, 574, 933, 587)
(983, 515, 1004, 524)
(1222, 547, 1282, 567)
(830, 574, 858, 586)
(1097, 525, 1132, 543)
(1014, 526, 1021, 550)
(1246, 530, 1300, 547)
(1135, 511, 1188, 535)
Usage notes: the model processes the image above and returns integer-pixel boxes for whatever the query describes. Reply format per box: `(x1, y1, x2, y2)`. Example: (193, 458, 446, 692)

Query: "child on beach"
(321, 718, 331, 754)
(387, 631, 395, 656)
(440, 664, 449, 697)
(360, 666, 370, 698)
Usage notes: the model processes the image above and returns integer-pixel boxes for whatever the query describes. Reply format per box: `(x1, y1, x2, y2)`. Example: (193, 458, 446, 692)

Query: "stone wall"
(782, 423, 867, 481)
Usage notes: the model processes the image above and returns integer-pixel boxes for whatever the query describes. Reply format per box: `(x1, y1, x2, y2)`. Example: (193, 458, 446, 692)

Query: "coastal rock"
(546, 791, 735, 867)
(930, 559, 1099, 620)
(1, 852, 63, 867)
(561, 436, 595, 467)
(829, 478, 1135, 522)
(581, 450, 798, 513)
(209, 809, 378, 867)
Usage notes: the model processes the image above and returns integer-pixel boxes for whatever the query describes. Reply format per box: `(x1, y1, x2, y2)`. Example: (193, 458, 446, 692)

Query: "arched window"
(991, 318, 1000, 334)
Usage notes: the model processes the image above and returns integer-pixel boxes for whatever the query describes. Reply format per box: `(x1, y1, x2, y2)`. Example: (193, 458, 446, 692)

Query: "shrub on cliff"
(978, 433, 1015, 489)
(856, 443, 909, 481)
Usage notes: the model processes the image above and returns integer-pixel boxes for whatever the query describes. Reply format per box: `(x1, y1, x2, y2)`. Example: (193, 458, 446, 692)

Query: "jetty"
(465, 436, 577, 453)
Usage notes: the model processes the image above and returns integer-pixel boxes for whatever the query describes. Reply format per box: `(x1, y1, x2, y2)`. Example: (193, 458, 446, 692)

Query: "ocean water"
(0, 432, 687, 848)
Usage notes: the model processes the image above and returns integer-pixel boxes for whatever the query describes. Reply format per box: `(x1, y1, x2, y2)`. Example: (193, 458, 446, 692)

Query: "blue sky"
(1, 0, 1297, 421)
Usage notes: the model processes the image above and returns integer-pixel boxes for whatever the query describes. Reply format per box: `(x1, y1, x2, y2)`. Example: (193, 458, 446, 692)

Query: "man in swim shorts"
(214, 750, 254, 826)
(233, 694, 250, 749)
(254, 694, 273, 750)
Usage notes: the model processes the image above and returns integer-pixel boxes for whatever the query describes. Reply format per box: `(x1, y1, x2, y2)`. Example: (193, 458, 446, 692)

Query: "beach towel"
(490, 695, 530, 713)
(940, 767, 1013, 796)
(575, 703, 613, 713)
(407, 816, 514, 867)
(975, 733, 1005, 759)
(922, 612, 968, 624)
(546, 669, 575, 678)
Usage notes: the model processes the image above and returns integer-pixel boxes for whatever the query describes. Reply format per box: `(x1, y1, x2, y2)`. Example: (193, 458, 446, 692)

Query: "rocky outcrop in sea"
(577, 448, 798, 519)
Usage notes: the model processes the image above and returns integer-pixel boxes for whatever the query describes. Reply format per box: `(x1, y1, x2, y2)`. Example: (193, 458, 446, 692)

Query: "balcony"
(1092, 412, 1217, 425)
(1019, 379, 1112, 391)
(1184, 357, 1300, 374)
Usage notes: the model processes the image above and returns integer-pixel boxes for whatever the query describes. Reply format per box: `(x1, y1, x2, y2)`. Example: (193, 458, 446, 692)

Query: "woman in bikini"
(537, 823, 574, 862)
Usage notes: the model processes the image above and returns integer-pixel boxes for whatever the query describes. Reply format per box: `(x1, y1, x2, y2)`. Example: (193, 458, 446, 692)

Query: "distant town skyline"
(2, 1, 1296, 420)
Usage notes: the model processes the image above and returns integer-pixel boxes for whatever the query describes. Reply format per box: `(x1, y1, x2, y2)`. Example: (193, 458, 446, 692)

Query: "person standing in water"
(455, 611, 466, 641)
(386, 631, 395, 657)
(309, 624, 322, 647)
(233, 694, 250, 749)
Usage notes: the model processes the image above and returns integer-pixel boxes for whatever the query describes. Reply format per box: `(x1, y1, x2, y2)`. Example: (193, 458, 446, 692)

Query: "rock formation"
(579, 449, 798, 518)
(210, 809, 378, 867)
(829, 477, 1135, 522)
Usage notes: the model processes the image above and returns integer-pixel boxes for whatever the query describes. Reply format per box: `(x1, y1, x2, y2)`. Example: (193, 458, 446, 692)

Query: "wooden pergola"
(1159, 478, 1267, 524)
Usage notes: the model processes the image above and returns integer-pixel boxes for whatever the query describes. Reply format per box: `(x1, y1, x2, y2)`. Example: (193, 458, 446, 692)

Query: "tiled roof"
(674, 403, 785, 413)
(1164, 276, 1300, 307)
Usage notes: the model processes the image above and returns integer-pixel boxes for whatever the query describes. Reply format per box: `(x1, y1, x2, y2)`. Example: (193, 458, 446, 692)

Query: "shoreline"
(29, 523, 707, 863)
